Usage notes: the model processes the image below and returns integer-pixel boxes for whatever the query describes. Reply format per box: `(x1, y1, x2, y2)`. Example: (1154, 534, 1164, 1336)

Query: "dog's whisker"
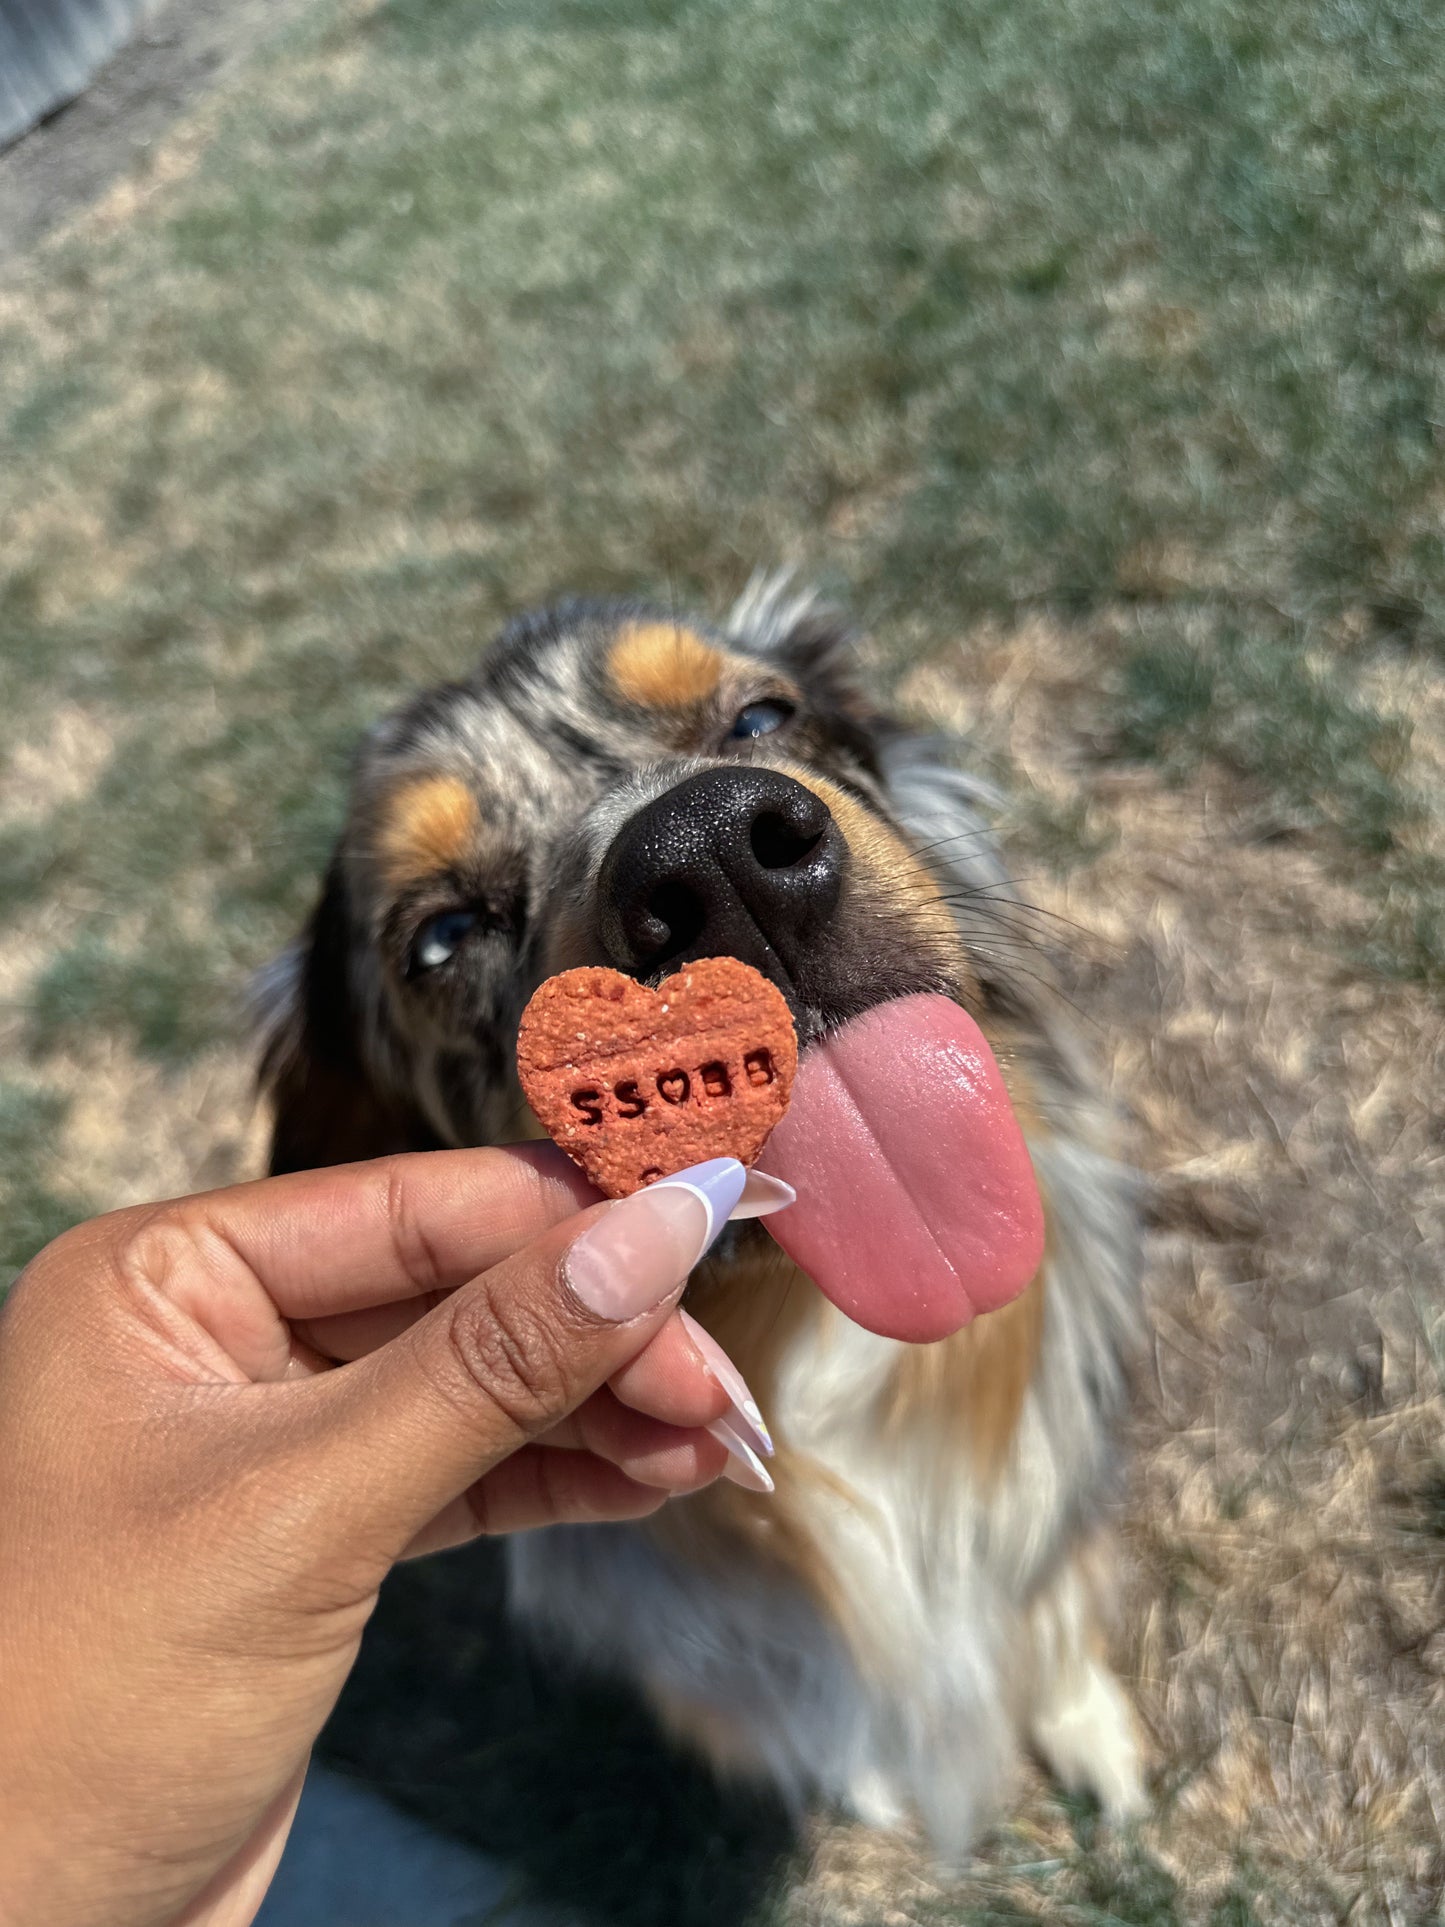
(939, 904, 1070, 947)
(945, 881, 1101, 930)
(965, 951, 1103, 1028)
(935, 892, 1107, 947)
(901, 827, 1004, 864)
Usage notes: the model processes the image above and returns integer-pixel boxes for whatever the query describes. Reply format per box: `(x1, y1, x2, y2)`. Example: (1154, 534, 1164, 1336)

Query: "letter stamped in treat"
(516, 958, 797, 1197)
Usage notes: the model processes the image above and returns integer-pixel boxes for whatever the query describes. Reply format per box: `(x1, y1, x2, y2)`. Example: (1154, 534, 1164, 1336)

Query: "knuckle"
(441, 1280, 576, 1441)
(113, 1204, 191, 1284)
(383, 1158, 449, 1297)
(108, 1204, 204, 1314)
(3, 1202, 185, 1378)
(27, 1205, 183, 1327)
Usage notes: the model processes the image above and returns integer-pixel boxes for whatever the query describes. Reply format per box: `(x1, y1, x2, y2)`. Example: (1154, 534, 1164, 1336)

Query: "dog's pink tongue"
(757, 995, 1044, 1343)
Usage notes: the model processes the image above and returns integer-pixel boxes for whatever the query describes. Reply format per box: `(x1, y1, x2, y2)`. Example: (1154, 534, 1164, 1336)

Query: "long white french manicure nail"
(730, 1171, 797, 1220)
(679, 1309, 773, 1458)
(708, 1415, 775, 1493)
(567, 1160, 747, 1320)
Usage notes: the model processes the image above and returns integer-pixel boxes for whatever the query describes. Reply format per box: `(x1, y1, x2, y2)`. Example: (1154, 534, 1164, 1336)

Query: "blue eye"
(730, 700, 794, 740)
(412, 908, 478, 972)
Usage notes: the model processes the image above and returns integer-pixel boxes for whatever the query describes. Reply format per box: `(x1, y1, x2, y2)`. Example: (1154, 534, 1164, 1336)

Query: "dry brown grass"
(863, 621, 1445, 1921)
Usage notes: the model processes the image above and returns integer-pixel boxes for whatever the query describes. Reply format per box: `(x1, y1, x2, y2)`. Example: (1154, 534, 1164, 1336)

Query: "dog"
(257, 575, 1145, 1852)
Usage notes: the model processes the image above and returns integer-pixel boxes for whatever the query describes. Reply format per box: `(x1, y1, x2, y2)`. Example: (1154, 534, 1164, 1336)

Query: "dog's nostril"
(750, 809, 822, 872)
(643, 878, 707, 961)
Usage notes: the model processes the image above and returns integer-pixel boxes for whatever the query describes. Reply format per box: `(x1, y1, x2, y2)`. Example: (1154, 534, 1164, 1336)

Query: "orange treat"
(516, 958, 797, 1197)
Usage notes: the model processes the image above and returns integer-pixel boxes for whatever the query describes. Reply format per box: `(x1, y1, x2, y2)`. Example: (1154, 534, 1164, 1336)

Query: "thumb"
(292, 1158, 746, 1562)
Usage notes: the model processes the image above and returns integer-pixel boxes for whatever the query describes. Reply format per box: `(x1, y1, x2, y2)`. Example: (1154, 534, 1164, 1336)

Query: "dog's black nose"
(597, 767, 846, 983)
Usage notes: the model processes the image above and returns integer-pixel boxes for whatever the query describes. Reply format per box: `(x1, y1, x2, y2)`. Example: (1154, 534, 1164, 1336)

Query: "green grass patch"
(1364, 861, 1445, 987)
(26, 934, 225, 1065)
(1109, 619, 1445, 981)
(3, 0, 1445, 1909)
(1114, 625, 1411, 856)
(0, 1081, 94, 1290)
(0, 0, 1439, 1064)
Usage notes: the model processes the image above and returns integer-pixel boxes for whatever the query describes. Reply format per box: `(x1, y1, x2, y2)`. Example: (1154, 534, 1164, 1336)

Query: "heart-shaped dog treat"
(517, 958, 797, 1197)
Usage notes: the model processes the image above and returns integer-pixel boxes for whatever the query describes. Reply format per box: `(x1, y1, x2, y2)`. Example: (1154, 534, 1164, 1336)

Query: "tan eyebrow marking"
(608, 622, 727, 710)
(375, 775, 480, 889)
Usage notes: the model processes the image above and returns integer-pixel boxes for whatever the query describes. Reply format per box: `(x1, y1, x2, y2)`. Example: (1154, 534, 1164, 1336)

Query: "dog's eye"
(412, 908, 478, 972)
(730, 700, 794, 740)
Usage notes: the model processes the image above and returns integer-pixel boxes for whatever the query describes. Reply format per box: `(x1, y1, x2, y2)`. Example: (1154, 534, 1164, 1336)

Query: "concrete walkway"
(0, 0, 149, 149)
(0, 0, 313, 261)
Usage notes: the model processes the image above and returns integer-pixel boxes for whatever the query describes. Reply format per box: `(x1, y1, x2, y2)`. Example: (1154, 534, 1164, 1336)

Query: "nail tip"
(738, 1400, 773, 1451)
(729, 1170, 798, 1220)
(681, 1314, 773, 1459)
(709, 1417, 776, 1493)
(722, 1460, 776, 1494)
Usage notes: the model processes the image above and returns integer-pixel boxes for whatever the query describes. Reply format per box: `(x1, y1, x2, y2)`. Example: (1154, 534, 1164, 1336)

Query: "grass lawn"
(2, 0, 1444, 1920)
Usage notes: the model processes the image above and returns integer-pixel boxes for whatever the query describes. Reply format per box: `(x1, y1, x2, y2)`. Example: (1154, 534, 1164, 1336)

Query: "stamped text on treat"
(515, 958, 797, 1196)
(567, 1046, 779, 1129)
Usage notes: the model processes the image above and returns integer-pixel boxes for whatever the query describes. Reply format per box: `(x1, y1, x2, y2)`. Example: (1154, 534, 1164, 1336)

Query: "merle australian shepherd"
(257, 575, 1145, 1852)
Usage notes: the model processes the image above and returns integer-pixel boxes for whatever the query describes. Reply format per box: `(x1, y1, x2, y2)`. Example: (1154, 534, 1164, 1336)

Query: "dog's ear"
(255, 858, 439, 1176)
(726, 571, 895, 772)
(725, 571, 859, 689)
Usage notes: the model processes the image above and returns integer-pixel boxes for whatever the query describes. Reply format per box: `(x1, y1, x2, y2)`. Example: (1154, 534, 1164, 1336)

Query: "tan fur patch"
(792, 767, 979, 999)
(375, 775, 479, 888)
(645, 1688, 769, 1778)
(882, 1247, 1048, 1481)
(608, 622, 726, 709)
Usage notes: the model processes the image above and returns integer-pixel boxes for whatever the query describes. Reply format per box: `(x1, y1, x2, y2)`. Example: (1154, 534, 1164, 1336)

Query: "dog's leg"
(640, 1632, 883, 1826)
(651, 1660, 921, 1838)
(1023, 1545, 1146, 1822)
(842, 1762, 910, 1833)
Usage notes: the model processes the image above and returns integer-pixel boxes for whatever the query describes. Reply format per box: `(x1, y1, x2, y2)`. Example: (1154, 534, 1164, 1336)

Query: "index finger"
(167, 1143, 600, 1321)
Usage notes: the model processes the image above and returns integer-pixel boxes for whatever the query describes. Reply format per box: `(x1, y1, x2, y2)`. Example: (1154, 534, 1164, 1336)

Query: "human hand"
(0, 1148, 785, 1927)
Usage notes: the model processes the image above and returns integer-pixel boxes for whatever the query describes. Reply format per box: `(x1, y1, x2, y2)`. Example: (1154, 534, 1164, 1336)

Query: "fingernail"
(566, 1159, 746, 1321)
(708, 1415, 775, 1493)
(652, 1158, 753, 1242)
(679, 1310, 773, 1458)
(730, 1170, 797, 1220)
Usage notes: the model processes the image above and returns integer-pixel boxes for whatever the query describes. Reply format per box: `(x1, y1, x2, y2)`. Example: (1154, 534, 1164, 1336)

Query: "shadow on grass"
(320, 1540, 799, 1927)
